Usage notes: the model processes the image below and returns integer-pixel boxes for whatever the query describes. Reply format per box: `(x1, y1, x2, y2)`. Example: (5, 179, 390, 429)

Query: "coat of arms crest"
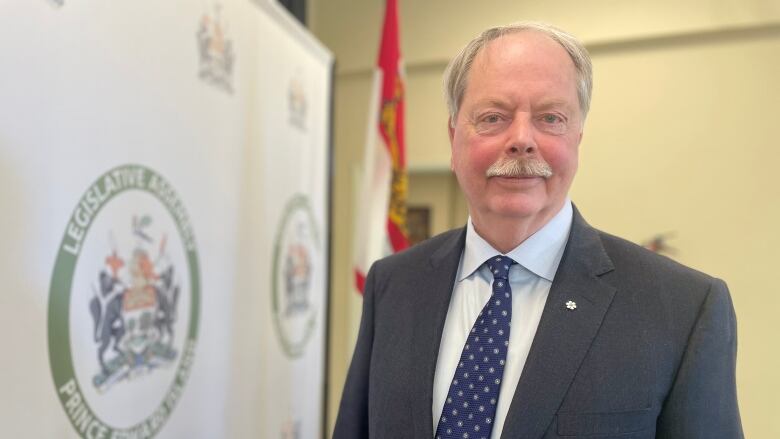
(89, 215, 181, 392)
(197, 4, 235, 93)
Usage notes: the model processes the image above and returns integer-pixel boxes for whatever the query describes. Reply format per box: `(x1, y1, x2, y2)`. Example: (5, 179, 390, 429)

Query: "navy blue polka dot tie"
(436, 256, 515, 439)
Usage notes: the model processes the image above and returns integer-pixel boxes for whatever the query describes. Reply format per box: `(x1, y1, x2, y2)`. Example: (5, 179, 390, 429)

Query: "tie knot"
(486, 255, 515, 280)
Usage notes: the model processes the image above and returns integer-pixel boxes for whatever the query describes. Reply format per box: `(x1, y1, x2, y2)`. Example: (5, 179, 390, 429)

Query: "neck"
(470, 204, 564, 254)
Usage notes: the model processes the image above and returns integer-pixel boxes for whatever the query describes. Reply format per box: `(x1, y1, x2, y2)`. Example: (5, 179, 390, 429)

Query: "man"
(334, 22, 742, 439)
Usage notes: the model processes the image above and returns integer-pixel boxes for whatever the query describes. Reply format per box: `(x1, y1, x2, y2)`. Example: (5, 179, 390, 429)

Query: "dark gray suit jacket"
(334, 209, 742, 438)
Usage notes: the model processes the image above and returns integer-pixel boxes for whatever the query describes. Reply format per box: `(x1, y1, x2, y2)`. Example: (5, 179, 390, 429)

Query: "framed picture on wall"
(407, 206, 431, 246)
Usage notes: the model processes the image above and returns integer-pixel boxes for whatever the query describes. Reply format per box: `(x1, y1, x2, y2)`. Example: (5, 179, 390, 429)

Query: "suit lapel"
(411, 228, 466, 439)
(501, 209, 616, 439)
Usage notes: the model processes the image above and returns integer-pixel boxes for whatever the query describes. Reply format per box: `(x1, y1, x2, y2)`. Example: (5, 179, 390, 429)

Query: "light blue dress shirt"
(432, 201, 573, 439)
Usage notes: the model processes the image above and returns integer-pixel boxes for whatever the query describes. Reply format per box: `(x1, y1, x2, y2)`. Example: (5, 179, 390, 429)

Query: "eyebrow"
(534, 100, 575, 112)
(470, 98, 575, 111)
(471, 99, 513, 111)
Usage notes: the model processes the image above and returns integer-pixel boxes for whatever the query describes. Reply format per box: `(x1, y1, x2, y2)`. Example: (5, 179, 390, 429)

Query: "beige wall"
(311, 1, 780, 437)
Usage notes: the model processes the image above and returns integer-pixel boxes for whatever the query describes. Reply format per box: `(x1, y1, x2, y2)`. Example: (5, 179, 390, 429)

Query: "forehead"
(463, 31, 579, 107)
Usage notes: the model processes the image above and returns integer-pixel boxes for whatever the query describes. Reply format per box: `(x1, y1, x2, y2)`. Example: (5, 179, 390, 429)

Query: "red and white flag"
(353, 0, 409, 294)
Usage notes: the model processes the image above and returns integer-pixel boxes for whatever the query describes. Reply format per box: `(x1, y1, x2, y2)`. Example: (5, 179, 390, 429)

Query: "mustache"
(485, 157, 553, 179)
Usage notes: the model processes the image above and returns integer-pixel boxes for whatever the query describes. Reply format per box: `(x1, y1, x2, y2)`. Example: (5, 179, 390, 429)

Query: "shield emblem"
(119, 247, 162, 364)
(121, 285, 158, 359)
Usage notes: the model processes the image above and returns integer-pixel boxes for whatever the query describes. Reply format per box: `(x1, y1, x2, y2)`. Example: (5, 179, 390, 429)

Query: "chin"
(487, 193, 550, 218)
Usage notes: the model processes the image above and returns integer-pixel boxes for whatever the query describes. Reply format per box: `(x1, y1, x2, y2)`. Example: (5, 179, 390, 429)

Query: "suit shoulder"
(596, 230, 721, 288)
(363, 228, 463, 303)
(373, 228, 463, 272)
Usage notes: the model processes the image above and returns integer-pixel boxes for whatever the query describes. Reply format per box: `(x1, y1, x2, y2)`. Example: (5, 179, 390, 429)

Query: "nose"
(506, 116, 537, 155)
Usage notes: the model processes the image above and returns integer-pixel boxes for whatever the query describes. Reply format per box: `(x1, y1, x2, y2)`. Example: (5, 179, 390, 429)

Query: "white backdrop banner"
(0, 1, 332, 438)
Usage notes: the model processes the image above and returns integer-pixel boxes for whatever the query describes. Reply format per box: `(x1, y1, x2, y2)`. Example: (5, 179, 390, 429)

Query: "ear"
(448, 117, 456, 171)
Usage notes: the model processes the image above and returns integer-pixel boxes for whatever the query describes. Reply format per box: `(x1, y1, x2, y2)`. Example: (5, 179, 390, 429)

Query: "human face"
(449, 31, 583, 231)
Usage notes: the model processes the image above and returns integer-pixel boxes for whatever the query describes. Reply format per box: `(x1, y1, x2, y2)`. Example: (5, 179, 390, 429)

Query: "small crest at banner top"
(288, 74, 308, 131)
(280, 418, 302, 439)
(197, 3, 235, 93)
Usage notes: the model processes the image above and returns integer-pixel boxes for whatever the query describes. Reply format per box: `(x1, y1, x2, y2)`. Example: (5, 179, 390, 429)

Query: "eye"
(536, 112, 569, 135)
(483, 114, 502, 124)
(474, 112, 508, 134)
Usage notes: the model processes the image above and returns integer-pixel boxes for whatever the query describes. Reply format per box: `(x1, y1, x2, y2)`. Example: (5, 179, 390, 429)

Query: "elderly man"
(334, 22, 742, 439)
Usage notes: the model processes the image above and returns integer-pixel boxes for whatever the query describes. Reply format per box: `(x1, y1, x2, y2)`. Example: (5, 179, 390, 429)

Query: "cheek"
(541, 139, 579, 175)
(466, 153, 493, 176)
(464, 141, 500, 173)
(453, 136, 494, 176)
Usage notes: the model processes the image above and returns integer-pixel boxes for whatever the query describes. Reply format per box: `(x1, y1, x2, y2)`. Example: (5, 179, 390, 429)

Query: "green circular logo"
(48, 164, 200, 438)
(271, 194, 321, 358)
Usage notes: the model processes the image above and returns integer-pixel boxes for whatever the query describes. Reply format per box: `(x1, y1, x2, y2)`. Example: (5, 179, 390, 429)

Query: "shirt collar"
(459, 200, 573, 282)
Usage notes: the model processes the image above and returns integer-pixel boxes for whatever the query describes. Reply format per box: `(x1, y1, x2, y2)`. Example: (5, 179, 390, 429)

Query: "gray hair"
(444, 22, 593, 124)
